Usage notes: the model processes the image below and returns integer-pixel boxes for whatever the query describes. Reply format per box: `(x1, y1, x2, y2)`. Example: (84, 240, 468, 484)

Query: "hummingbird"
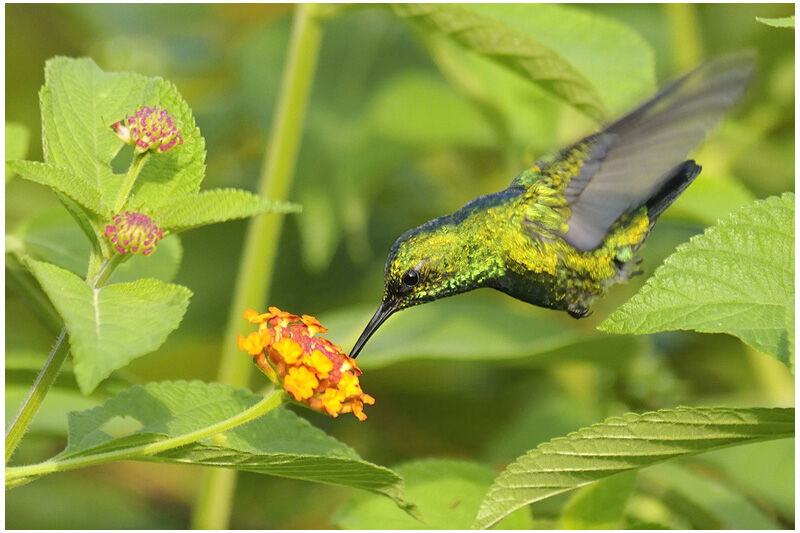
(350, 53, 754, 359)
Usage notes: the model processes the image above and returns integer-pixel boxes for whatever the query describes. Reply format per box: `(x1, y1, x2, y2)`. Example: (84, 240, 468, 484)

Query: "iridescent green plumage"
(350, 53, 754, 359)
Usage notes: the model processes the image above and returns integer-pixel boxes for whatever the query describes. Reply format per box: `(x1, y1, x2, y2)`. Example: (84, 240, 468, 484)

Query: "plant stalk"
(112, 152, 150, 213)
(6, 390, 286, 486)
(191, 4, 323, 529)
(5, 328, 70, 464)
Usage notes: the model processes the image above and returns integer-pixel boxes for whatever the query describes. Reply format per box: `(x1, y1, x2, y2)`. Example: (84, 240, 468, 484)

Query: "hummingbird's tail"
(644, 159, 703, 224)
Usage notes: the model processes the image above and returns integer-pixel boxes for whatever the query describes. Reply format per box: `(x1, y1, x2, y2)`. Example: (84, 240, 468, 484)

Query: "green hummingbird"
(350, 53, 754, 359)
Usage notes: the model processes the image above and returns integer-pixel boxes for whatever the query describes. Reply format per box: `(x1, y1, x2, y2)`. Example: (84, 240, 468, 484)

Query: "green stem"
(5, 328, 70, 465)
(112, 152, 150, 213)
(5, 254, 123, 465)
(6, 390, 286, 487)
(191, 4, 323, 529)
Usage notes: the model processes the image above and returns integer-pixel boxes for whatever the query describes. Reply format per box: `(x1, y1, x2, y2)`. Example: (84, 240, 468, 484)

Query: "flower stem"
(191, 4, 323, 529)
(5, 328, 69, 465)
(112, 152, 150, 213)
(5, 390, 286, 487)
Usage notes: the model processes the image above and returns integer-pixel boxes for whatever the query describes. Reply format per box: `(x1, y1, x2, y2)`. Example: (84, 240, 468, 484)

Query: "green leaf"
(474, 407, 793, 529)
(57, 381, 408, 507)
(335, 459, 531, 529)
(151, 188, 300, 233)
(6, 122, 30, 183)
(560, 472, 637, 529)
(600, 194, 794, 369)
(25, 259, 192, 394)
(391, 4, 608, 122)
(39, 57, 205, 212)
(6, 161, 102, 215)
(639, 463, 779, 529)
(756, 15, 795, 28)
(465, 4, 655, 115)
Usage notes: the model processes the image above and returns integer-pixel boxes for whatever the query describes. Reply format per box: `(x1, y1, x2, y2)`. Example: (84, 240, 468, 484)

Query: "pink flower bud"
(105, 211, 163, 256)
(111, 106, 183, 154)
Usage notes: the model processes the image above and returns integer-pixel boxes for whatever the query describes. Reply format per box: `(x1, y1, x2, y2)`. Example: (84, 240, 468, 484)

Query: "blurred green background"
(5, 3, 794, 529)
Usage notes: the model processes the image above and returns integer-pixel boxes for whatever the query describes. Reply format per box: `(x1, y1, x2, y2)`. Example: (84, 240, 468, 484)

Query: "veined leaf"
(560, 472, 637, 529)
(756, 16, 795, 28)
(39, 57, 205, 212)
(335, 459, 531, 529)
(25, 259, 192, 394)
(53, 381, 408, 507)
(151, 188, 300, 233)
(600, 194, 794, 370)
(391, 3, 607, 122)
(474, 407, 793, 529)
(6, 122, 30, 183)
(7, 161, 102, 215)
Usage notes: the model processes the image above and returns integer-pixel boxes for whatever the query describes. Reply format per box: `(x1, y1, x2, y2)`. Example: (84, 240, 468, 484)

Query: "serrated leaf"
(474, 407, 793, 529)
(335, 459, 531, 529)
(7, 161, 102, 215)
(40, 57, 205, 212)
(55, 381, 408, 506)
(560, 472, 637, 529)
(756, 15, 795, 28)
(465, 4, 655, 115)
(25, 259, 192, 394)
(600, 194, 794, 369)
(151, 188, 300, 233)
(391, 3, 607, 122)
(6, 122, 30, 183)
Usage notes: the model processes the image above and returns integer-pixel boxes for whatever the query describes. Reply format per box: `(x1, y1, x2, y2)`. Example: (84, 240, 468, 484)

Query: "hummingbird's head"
(350, 220, 479, 358)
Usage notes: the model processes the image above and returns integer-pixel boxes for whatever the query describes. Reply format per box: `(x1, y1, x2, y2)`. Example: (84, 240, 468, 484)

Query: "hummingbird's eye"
(401, 269, 420, 288)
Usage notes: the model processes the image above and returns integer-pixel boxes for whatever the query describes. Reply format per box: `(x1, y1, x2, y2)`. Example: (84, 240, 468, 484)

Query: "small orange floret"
(271, 337, 303, 365)
(238, 306, 374, 421)
(237, 332, 265, 356)
(284, 366, 319, 401)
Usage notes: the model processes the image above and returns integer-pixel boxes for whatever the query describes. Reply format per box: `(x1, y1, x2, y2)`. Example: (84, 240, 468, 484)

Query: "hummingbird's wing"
(543, 53, 754, 252)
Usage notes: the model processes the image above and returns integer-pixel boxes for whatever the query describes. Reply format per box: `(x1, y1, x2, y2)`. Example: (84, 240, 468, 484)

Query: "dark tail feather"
(645, 160, 702, 222)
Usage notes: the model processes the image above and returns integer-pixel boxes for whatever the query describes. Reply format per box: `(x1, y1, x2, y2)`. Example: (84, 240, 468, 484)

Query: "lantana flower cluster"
(112, 106, 183, 154)
(238, 307, 375, 421)
(104, 211, 163, 256)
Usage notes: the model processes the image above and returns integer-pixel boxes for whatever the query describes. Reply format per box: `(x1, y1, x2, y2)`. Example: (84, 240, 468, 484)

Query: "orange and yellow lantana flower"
(237, 306, 375, 421)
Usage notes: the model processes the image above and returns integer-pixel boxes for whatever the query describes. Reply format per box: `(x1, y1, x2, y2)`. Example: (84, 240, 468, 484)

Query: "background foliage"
(5, 3, 794, 529)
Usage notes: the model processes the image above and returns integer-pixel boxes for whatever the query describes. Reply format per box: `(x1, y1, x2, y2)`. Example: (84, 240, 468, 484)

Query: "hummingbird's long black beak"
(350, 299, 397, 359)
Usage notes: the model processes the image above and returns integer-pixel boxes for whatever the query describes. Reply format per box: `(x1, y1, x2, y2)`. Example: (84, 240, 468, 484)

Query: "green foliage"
(601, 194, 795, 370)
(756, 15, 795, 28)
(153, 188, 300, 233)
(639, 463, 778, 529)
(55, 381, 408, 505)
(5, 122, 30, 182)
(474, 407, 793, 529)
(560, 472, 637, 529)
(26, 259, 192, 394)
(335, 459, 531, 529)
(392, 3, 606, 121)
(7, 161, 102, 215)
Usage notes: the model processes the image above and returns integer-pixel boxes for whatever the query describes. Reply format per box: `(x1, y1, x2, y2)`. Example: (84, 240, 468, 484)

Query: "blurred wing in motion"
(559, 52, 755, 251)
